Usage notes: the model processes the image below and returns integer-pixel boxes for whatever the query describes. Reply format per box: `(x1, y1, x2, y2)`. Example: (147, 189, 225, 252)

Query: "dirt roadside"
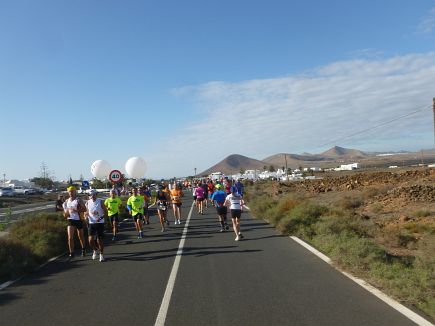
(264, 167, 435, 258)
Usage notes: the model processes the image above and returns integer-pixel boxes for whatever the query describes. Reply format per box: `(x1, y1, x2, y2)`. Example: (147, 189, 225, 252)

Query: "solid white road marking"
(154, 202, 194, 326)
(290, 236, 434, 326)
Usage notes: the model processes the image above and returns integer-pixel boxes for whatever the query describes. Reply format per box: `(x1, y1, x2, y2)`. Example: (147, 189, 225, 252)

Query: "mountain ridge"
(197, 146, 435, 176)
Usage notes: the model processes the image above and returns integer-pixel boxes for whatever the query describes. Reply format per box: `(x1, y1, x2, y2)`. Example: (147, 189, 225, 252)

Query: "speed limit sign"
(109, 170, 123, 183)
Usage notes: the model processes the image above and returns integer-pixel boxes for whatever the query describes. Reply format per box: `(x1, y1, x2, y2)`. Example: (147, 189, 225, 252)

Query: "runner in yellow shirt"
(104, 189, 123, 241)
(127, 187, 145, 239)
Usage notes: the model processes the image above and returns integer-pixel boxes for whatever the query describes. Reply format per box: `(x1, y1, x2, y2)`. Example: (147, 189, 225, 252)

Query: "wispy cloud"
(151, 52, 435, 176)
(418, 7, 435, 34)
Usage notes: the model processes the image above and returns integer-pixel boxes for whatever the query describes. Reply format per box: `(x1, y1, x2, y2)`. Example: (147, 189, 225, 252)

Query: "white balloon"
(125, 157, 147, 178)
(90, 160, 111, 179)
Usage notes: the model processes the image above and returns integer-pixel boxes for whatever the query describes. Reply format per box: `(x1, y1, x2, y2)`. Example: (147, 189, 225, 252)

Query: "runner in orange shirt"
(170, 182, 184, 224)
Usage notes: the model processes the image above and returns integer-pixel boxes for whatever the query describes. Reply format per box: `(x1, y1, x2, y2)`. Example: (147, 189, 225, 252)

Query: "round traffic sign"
(109, 170, 123, 183)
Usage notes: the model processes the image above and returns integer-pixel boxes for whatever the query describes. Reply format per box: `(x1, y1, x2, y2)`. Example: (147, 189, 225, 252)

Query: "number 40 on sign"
(109, 170, 123, 183)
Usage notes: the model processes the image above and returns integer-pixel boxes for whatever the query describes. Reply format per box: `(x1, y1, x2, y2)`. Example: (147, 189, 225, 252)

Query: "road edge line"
(0, 252, 65, 291)
(154, 201, 194, 326)
(290, 236, 434, 326)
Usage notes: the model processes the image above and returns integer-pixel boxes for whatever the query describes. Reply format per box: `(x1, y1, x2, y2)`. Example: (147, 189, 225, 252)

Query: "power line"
(317, 104, 431, 149)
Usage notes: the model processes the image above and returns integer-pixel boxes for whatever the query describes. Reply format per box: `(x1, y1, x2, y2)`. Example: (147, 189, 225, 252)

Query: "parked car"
(0, 187, 15, 197)
(13, 186, 35, 195)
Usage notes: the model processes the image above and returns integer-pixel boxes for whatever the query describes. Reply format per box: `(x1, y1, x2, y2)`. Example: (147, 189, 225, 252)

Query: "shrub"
(314, 214, 373, 238)
(311, 232, 385, 272)
(411, 209, 432, 218)
(276, 202, 328, 236)
(9, 213, 67, 260)
(337, 195, 364, 210)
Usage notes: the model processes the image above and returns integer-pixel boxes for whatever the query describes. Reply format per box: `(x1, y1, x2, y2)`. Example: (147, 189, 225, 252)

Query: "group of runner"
(62, 178, 246, 262)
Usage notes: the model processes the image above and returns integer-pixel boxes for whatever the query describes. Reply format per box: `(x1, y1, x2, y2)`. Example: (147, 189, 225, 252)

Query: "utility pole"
(433, 98, 435, 148)
(284, 154, 288, 177)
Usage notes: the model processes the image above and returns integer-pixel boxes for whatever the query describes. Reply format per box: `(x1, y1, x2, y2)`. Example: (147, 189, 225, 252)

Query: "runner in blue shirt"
(211, 184, 229, 232)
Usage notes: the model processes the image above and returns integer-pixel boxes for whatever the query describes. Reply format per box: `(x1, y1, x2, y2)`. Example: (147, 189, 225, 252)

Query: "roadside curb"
(290, 236, 434, 326)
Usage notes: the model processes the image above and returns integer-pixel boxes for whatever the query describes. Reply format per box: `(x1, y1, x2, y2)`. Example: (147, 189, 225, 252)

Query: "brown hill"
(262, 153, 330, 168)
(199, 154, 266, 176)
(199, 147, 435, 177)
(320, 146, 367, 158)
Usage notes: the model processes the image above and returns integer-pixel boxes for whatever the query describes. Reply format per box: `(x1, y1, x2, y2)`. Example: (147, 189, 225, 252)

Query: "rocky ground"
(265, 167, 435, 257)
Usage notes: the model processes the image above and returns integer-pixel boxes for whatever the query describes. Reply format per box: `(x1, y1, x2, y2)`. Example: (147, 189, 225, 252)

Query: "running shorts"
(133, 213, 144, 221)
(88, 223, 105, 238)
(216, 206, 227, 216)
(109, 213, 119, 223)
(67, 219, 83, 229)
(230, 209, 242, 219)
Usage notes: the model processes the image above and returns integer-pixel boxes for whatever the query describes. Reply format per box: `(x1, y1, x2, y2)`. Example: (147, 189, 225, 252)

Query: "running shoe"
(238, 233, 244, 239)
(112, 236, 116, 241)
(235, 236, 240, 241)
(178, 220, 181, 224)
(69, 252, 75, 258)
(161, 227, 165, 232)
(166, 220, 170, 226)
(225, 224, 229, 230)
(92, 250, 98, 260)
(219, 228, 224, 232)
(99, 254, 105, 262)
(81, 249, 86, 257)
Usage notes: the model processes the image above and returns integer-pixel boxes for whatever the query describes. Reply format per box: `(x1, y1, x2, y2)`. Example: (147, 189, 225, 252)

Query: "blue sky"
(1, 0, 435, 181)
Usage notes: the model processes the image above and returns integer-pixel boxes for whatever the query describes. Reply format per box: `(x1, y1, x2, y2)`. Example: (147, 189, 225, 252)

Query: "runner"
(126, 187, 145, 238)
(151, 185, 171, 232)
(192, 182, 198, 207)
(194, 183, 205, 214)
(211, 184, 229, 232)
(104, 189, 123, 241)
(223, 177, 232, 195)
(235, 179, 245, 197)
(170, 182, 184, 224)
(63, 186, 87, 258)
(141, 185, 152, 225)
(55, 194, 65, 212)
(224, 186, 245, 241)
(85, 190, 108, 262)
(207, 180, 215, 207)
(201, 180, 209, 208)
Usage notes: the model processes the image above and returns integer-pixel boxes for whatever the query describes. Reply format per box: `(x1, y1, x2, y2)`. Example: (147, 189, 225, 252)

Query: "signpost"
(109, 170, 123, 183)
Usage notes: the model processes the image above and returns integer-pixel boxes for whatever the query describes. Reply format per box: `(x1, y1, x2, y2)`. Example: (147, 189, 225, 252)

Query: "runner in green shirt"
(127, 187, 145, 238)
(104, 189, 123, 241)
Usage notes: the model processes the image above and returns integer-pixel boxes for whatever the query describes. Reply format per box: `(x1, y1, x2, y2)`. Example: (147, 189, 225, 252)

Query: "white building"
(336, 163, 360, 171)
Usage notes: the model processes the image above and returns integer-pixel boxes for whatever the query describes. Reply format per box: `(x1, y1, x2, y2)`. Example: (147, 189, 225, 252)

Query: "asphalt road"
(0, 199, 423, 326)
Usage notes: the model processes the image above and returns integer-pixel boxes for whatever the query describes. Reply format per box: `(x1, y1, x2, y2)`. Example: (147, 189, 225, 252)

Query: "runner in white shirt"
(63, 186, 87, 258)
(224, 186, 245, 241)
(85, 190, 108, 262)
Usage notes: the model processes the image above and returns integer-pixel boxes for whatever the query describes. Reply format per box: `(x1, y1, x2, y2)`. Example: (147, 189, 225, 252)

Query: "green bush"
(276, 203, 328, 236)
(337, 195, 364, 210)
(9, 213, 67, 260)
(312, 232, 385, 271)
(411, 209, 432, 218)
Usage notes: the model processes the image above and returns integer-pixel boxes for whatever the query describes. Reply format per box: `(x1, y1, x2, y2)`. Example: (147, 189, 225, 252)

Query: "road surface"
(0, 200, 426, 326)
